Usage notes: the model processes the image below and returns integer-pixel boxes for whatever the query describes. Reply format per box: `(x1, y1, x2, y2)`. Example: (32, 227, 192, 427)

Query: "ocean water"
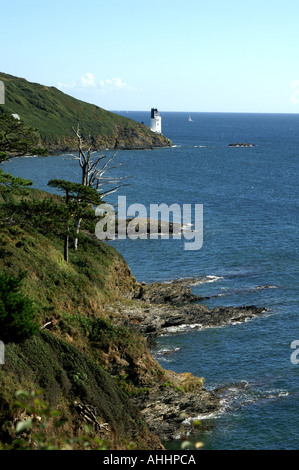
(3, 111, 299, 450)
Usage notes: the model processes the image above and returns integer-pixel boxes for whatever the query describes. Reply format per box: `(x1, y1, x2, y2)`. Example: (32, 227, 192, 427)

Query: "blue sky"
(1, 0, 299, 112)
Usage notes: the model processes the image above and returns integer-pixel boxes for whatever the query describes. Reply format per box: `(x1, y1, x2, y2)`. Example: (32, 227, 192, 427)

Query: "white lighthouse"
(150, 108, 162, 134)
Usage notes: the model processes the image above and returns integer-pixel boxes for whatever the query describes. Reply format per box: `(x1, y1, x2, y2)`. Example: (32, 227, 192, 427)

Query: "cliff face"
(0, 188, 216, 449)
(0, 72, 172, 152)
(0, 332, 163, 450)
(0, 186, 265, 449)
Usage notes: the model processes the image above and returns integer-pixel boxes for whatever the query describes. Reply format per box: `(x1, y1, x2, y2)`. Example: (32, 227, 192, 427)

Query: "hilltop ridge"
(0, 72, 172, 153)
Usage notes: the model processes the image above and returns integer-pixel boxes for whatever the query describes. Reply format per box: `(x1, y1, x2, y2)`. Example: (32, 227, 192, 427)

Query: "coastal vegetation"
(0, 175, 264, 448)
(0, 76, 262, 450)
(0, 125, 216, 448)
(0, 113, 48, 163)
(0, 183, 163, 449)
(0, 113, 203, 448)
(0, 88, 164, 449)
(0, 271, 38, 343)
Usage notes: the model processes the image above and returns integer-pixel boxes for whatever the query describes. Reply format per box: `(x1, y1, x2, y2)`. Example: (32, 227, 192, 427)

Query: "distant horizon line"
(110, 110, 299, 115)
(2, 71, 298, 116)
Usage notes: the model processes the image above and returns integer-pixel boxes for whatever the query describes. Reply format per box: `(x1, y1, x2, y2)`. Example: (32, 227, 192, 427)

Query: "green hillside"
(0, 188, 164, 449)
(0, 72, 172, 153)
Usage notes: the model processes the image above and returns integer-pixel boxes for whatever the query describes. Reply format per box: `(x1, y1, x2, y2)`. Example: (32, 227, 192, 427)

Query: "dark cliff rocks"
(127, 281, 265, 339)
(133, 281, 206, 305)
(113, 280, 266, 442)
(228, 143, 255, 147)
(132, 372, 220, 442)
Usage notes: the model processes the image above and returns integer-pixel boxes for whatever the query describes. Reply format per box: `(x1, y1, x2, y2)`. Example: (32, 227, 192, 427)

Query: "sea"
(3, 111, 299, 450)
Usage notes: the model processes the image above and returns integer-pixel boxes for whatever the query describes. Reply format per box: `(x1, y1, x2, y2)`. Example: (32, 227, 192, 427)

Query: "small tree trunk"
(64, 233, 69, 263)
(73, 217, 81, 250)
(64, 190, 70, 262)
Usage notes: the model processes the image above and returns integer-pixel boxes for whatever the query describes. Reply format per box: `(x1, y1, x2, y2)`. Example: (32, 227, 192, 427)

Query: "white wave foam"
(263, 389, 289, 399)
(204, 275, 224, 283)
(155, 347, 181, 356)
(185, 275, 224, 286)
(182, 408, 225, 423)
(161, 323, 203, 335)
(217, 381, 290, 414)
(165, 275, 224, 287)
(177, 383, 290, 438)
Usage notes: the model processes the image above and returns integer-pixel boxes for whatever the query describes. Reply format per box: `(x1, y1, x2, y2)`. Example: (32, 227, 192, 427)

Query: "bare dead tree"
(71, 124, 131, 194)
(69, 124, 131, 249)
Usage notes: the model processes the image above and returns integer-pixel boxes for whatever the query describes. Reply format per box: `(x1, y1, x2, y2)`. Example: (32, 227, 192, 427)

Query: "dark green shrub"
(0, 271, 38, 343)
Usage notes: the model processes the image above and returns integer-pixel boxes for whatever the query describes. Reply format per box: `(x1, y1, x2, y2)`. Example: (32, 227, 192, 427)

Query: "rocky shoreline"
(125, 281, 265, 340)
(133, 372, 221, 442)
(115, 279, 267, 442)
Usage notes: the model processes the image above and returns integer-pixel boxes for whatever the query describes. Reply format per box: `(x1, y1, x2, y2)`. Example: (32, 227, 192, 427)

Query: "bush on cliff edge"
(0, 271, 38, 343)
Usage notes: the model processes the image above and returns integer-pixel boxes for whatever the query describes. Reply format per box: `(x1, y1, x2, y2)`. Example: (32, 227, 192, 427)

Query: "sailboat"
(188, 115, 193, 122)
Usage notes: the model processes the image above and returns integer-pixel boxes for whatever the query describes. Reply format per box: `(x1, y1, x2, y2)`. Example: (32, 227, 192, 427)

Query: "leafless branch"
(72, 124, 131, 197)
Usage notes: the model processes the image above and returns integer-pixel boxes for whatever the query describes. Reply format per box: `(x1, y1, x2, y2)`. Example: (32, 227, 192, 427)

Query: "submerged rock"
(228, 143, 255, 147)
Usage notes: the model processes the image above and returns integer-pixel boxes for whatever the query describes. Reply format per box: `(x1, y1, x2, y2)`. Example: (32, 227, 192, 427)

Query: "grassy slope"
(1, 332, 159, 449)
(0, 188, 167, 449)
(0, 72, 172, 152)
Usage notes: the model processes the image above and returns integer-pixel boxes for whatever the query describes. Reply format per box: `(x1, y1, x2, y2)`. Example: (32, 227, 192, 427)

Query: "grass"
(0, 331, 151, 448)
(0, 186, 203, 450)
(0, 186, 165, 386)
(0, 188, 137, 322)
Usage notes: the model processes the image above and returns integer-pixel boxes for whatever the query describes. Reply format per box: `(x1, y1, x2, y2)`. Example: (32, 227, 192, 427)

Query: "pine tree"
(0, 271, 38, 343)
(48, 179, 102, 261)
(0, 113, 48, 163)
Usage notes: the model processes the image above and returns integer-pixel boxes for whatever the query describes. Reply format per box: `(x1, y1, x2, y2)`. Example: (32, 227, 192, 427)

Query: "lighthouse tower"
(150, 108, 162, 134)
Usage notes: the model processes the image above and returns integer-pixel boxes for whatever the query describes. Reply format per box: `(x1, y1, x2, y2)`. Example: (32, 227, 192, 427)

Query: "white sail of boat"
(188, 115, 193, 122)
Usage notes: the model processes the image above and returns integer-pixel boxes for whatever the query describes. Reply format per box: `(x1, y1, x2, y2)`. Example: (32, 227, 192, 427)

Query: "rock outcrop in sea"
(124, 281, 265, 339)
